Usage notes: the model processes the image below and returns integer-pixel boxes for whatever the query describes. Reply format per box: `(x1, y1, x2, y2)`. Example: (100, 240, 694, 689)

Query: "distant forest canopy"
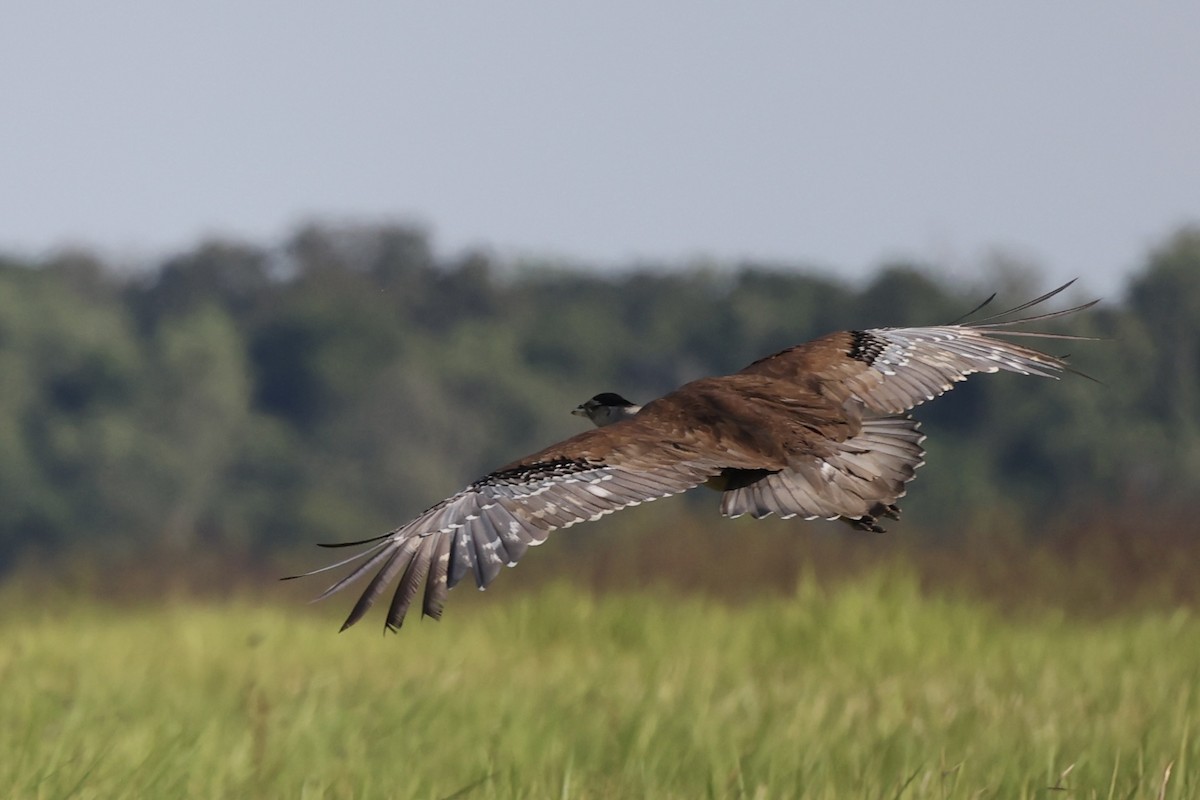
(0, 222, 1197, 572)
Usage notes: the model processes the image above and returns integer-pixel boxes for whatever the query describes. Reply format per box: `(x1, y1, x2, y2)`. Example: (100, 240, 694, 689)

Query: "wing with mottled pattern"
(739, 282, 1096, 415)
(286, 424, 726, 632)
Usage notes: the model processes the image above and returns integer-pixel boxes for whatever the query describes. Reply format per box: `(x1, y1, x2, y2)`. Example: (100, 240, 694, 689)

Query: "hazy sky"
(3, 3, 1198, 296)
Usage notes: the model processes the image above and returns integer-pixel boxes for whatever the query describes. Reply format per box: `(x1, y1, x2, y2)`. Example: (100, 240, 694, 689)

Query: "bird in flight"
(289, 282, 1096, 632)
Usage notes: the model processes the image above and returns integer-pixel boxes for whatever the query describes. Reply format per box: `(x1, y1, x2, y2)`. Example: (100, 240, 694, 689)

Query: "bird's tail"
(720, 414, 926, 531)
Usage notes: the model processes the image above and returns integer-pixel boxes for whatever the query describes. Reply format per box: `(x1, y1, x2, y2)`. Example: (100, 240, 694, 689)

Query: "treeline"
(1, 223, 1197, 573)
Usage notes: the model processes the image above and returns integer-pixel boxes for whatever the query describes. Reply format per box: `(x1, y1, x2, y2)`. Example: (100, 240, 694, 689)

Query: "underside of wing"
(287, 423, 726, 632)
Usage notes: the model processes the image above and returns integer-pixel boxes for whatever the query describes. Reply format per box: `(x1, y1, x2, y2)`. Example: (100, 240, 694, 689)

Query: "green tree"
(141, 306, 253, 550)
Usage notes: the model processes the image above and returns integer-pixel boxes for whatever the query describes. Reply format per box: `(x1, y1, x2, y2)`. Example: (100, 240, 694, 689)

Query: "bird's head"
(572, 392, 643, 427)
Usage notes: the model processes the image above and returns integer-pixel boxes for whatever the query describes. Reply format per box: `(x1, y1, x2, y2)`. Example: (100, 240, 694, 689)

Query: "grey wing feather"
(844, 292, 1097, 414)
(386, 537, 435, 631)
(853, 326, 1063, 413)
(292, 457, 720, 631)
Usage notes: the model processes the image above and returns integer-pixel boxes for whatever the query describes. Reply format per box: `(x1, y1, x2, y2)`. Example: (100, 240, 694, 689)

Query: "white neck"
(591, 404, 642, 427)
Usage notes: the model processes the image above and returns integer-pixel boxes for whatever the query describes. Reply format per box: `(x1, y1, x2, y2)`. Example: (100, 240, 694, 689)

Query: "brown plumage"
(288, 281, 1096, 632)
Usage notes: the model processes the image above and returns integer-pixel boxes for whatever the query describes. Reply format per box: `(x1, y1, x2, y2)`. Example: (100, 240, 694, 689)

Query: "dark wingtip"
(337, 590, 378, 632)
(963, 279, 1092, 326)
(947, 292, 998, 325)
(317, 530, 395, 549)
(422, 602, 445, 622)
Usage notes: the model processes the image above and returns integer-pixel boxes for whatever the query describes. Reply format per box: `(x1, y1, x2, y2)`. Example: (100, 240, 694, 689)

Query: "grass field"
(3, 570, 1197, 799)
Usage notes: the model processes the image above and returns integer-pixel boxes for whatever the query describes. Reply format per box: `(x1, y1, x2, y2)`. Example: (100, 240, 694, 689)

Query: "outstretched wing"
(287, 423, 727, 632)
(739, 281, 1097, 415)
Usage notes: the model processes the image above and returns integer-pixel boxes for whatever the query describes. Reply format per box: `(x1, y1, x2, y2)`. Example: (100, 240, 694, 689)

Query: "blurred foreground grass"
(3, 572, 1197, 799)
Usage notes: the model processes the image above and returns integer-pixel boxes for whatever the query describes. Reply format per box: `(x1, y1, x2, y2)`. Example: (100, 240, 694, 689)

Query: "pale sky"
(3, 3, 1198, 296)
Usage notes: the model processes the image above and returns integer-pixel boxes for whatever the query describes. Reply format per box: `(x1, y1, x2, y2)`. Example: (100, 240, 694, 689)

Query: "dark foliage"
(1, 222, 1198, 575)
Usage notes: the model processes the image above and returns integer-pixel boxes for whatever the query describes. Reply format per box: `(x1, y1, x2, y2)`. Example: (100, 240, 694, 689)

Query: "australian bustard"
(289, 281, 1096, 632)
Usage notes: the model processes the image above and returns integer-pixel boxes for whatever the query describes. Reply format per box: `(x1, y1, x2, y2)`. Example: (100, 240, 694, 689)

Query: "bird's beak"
(571, 405, 587, 417)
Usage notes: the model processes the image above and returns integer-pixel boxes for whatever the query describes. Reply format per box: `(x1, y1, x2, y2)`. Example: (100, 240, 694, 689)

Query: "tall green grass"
(3, 571, 1196, 799)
